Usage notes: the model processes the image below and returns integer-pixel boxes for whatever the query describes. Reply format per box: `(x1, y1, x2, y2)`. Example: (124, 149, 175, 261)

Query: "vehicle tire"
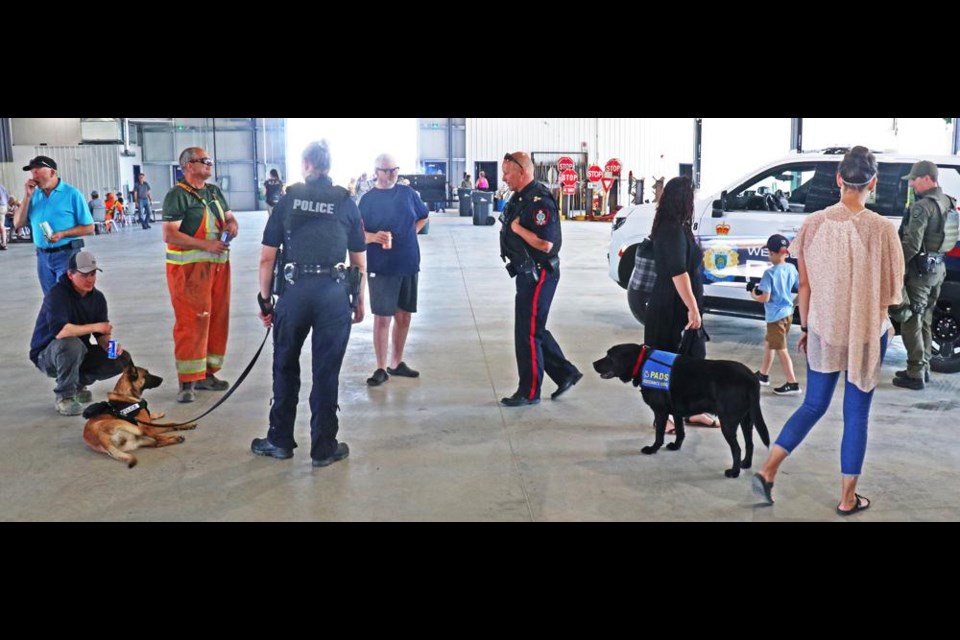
(616, 245, 637, 289)
(930, 306, 960, 373)
(628, 287, 650, 325)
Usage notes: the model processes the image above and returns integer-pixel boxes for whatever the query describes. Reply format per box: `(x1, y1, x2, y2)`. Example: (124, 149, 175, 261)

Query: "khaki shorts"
(765, 316, 793, 350)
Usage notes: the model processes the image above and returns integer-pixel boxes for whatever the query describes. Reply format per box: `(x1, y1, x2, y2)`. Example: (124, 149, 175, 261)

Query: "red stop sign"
(587, 165, 603, 182)
(557, 156, 575, 172)
(560, 169, 578, 186)
(605, 158, 622, 176)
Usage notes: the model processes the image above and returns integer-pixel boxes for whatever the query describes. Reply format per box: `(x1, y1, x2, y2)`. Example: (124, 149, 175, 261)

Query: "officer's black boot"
(895, 368, 930, 383)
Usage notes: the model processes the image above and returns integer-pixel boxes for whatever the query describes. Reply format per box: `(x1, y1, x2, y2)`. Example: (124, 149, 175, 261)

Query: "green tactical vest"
(923, 193, 959, 254)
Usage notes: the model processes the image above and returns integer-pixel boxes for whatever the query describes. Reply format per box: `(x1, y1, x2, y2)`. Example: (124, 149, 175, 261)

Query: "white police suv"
(607, 148, 960, 373)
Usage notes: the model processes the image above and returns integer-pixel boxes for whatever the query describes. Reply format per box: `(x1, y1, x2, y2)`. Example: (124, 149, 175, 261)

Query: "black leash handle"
(139, 327, 271, 427)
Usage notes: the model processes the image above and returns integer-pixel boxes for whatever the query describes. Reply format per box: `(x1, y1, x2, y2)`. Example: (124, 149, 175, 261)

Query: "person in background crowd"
(264, 168, 284, 216)
(134, 173, 153, 229)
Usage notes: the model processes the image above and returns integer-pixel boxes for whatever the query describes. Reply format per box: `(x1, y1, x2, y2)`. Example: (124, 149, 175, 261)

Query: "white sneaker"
(56, 397, 83, 416)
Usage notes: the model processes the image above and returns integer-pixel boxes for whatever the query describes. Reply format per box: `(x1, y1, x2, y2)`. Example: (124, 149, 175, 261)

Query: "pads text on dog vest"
(641, 350, 678, 391)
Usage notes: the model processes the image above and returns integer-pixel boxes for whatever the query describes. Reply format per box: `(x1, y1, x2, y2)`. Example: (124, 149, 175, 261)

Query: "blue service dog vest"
(641, 350, 678, 390)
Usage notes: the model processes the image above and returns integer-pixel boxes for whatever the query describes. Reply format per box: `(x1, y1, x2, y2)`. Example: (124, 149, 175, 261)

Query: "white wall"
(286, 118, 418, 187)
(466, 118, 694, 191)
(11, 118, 82, 145)
(699, 118, 793, 196)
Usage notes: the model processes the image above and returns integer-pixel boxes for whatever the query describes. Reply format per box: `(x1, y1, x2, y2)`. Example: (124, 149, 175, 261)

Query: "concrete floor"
(1, 212, 957, 521)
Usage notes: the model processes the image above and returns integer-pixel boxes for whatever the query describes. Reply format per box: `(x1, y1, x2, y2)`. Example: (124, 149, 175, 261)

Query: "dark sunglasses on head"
(504, 153, 523, 168)
(190, 157, 214, 166)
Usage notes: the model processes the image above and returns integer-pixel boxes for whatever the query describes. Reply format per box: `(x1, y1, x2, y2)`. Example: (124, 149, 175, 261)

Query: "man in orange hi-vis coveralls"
(162, 147, 239, 403)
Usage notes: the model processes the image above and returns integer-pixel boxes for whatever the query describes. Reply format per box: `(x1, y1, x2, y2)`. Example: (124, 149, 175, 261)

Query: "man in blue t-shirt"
(749, 234, 801, 395)
(358, 153, 429, 386)
(29, 251, 127, 416)
(14, 156, 95, 294)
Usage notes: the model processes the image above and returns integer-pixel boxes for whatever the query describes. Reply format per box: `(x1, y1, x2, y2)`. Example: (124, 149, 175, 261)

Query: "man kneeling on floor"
(29, 251, 127, 416)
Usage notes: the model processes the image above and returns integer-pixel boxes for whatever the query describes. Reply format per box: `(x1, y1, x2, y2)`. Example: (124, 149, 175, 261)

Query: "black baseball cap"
(766, 234, 790, 253)
(22, 155, 57, 171)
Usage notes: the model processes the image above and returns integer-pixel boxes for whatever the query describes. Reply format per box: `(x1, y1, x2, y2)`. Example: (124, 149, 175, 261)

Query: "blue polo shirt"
(358, 184, 429, 276)
(27, 179, 92, 249)
(29, 274, 109, 365)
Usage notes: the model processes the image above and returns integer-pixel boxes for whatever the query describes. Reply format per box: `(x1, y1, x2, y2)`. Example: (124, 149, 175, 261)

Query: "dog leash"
(139, 327, 271, 427)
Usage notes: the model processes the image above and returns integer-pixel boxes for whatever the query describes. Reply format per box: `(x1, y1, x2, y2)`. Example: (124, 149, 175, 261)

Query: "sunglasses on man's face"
(376, 167, 400, 174)
(190, 157, 214, 166)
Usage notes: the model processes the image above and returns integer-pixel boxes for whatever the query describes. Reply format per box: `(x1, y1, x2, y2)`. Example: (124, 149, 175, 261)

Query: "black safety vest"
(500, 182, 561, 266)
(279, 180, 351, 266)
(82, 399, 149, 425)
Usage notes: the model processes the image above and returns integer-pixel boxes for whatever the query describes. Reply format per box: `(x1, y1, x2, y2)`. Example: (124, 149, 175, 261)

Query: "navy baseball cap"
(766, 234, 790, 253)
(22, 155, 57, 171)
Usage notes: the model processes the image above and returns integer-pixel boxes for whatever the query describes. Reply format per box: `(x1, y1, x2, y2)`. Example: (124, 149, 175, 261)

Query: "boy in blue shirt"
(749, 234, 801, 395)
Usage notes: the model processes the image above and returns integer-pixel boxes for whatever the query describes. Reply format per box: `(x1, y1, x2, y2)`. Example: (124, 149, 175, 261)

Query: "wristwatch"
(800, 326, 808, 333)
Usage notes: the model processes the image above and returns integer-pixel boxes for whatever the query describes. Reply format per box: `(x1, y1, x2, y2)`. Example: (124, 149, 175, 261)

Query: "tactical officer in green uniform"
(893, 160, 959, 390)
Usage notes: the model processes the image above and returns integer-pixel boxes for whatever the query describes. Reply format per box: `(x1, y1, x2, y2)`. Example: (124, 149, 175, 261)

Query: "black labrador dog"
(593, 343, 770, 478)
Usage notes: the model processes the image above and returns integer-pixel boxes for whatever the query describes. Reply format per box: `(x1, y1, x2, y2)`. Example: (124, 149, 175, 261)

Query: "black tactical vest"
(280, 180, 351, 266)
(499, 182, 561, 266)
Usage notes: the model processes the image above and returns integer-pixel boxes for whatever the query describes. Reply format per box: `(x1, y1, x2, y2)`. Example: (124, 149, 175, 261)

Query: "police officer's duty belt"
(297, 264, 338, 276)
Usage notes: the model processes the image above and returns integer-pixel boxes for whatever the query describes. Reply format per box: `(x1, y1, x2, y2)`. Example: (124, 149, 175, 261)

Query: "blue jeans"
(36, 245, 80, 295)
(36, 337, 125, 400)
(137, 200, 152, 228)
(774, 333, 889, 476)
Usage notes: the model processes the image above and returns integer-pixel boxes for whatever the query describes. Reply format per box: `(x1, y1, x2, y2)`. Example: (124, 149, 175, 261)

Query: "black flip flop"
(752, 473, 774, 505)
(836, 493, 871, 516)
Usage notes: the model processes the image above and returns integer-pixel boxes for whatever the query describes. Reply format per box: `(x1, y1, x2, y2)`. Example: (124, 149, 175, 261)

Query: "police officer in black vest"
(251, 141, 367, 466)
(499, 151, 581, 406)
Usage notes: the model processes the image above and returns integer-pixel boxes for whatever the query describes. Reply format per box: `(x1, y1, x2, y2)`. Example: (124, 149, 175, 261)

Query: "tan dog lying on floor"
(82, 357, 197, 468)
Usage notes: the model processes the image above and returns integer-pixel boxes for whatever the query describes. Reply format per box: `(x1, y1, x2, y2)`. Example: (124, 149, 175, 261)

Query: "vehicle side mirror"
(712, 191, 727, 218)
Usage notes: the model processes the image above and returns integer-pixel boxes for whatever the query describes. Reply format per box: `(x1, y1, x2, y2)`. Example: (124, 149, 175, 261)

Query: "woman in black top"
(644, 176, 715, 429)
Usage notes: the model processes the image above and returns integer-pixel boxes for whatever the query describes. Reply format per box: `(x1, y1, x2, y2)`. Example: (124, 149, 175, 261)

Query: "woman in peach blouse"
(752, 146, 904, 515)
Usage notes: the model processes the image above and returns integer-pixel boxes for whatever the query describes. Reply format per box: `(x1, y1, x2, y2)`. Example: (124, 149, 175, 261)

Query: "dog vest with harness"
(82, 399, 149, 425)
(632, 347, 678, 391)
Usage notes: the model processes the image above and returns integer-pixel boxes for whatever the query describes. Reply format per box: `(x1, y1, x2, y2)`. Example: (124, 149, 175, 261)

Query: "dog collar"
(631, 345, 649, 379)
